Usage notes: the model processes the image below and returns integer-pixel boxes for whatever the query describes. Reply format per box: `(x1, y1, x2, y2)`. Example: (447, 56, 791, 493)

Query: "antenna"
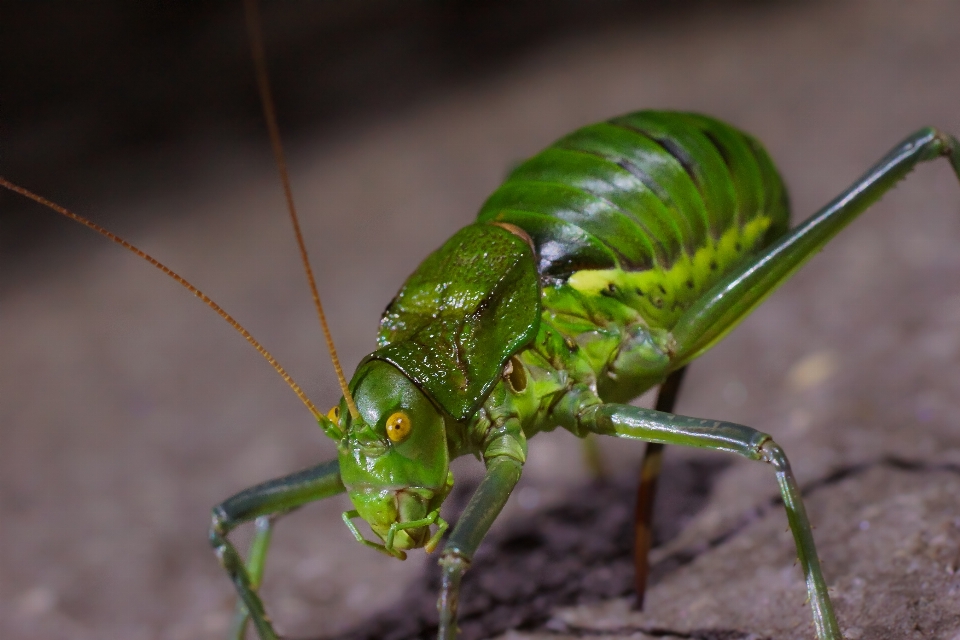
(243, 0, 360, 420)
(0, 177, 323, 421)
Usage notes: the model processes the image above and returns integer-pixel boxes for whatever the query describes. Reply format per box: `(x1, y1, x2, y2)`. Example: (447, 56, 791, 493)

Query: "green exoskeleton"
(5, 75, 959, 640)
(203, 110, 958, 640)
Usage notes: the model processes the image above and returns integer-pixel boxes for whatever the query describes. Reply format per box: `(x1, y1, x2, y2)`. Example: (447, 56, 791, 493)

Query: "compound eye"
(385, 411, 412, 443)
(327, 406, 340, 423)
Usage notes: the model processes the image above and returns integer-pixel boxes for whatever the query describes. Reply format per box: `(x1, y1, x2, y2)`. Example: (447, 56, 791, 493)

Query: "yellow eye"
(327, 406, 340, 423)
(385, 411, 412, 443)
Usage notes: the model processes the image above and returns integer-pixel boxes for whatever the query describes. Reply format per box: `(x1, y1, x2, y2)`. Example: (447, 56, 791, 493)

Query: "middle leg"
(578, 402, 841, 640)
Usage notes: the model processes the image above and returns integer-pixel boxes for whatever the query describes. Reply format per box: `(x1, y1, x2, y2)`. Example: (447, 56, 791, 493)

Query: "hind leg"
(633, 365, 688, 609)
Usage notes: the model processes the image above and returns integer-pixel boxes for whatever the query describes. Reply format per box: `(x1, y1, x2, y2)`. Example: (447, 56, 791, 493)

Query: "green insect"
(205, 108, 960, 639)
(5, 23, 959, 640)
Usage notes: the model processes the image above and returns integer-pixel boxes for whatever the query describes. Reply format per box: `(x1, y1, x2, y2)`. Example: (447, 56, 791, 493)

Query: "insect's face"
(333, 360, 452, 553)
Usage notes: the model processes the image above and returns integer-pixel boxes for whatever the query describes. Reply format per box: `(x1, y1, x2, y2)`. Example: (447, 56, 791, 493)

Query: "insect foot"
(438, 552, 470, 640)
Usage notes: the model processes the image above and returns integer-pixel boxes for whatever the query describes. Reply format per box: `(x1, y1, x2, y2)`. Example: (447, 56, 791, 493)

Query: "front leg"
(577, 403, 842, 640)
(209, 459, 345, 640)
(437, 454, 524, 640)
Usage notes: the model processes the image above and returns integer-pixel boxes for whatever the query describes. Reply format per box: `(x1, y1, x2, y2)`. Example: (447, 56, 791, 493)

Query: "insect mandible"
(5, 5, 956, 640)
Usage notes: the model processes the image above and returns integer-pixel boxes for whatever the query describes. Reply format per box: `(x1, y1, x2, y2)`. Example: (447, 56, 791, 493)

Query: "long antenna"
(243, 0, 360, 420)
(0, 177, 323, 421)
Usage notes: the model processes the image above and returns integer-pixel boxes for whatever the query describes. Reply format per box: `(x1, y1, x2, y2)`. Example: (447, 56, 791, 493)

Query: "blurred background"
(3, 0, 738, 261)
(3, 1, 960, 639)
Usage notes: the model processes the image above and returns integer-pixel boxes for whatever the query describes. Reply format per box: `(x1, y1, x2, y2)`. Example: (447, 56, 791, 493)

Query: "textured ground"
(3, 1, 960, 639)
(328, 459, 960, 640)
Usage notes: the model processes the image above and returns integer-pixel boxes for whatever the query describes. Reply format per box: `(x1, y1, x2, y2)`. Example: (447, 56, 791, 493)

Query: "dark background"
(2, 0, 758, 260)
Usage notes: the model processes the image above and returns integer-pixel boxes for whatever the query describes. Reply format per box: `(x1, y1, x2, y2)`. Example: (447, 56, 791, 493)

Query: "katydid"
(207, 107, 960, 640)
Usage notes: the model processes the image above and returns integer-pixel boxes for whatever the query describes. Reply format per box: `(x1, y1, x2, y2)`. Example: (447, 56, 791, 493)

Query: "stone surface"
(517, 463, 960, 640)
(3, 2, 960, 639)
(325, 457, 730, 640)
(317, 461, 960, 640)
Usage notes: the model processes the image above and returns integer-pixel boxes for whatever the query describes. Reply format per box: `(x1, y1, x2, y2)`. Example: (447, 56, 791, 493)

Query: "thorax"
(459, 281, 675, 458)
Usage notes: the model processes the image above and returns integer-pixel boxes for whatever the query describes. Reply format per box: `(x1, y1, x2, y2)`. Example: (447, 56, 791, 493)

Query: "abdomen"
(477, 111, 790, 330)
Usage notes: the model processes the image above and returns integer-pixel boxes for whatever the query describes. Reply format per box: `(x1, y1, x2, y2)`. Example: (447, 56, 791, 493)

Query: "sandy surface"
(3, 1, 960, 639)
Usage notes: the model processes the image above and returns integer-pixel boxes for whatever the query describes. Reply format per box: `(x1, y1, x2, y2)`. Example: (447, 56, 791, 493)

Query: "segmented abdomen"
(476, 111, 790, 329)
